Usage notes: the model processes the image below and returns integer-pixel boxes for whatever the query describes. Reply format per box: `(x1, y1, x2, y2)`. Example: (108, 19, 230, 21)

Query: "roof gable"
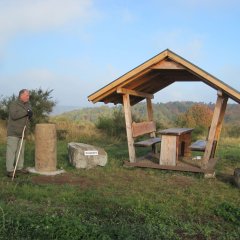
(88, 49, 240, 105)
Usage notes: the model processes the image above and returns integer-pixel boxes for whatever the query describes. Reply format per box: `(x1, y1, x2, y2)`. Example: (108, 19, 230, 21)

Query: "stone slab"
(68, 142, 107, 169)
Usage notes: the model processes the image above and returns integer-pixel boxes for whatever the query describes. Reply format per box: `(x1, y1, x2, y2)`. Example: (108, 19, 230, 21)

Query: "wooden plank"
(123, 94, 136, 162)
(160, 135, 177, 166)
(124, 160, 205, 173)
(134, 137, 161, 147)
(132, 121, 156, 137)
(124, 71, 164, 90)
(151, 59, 186, 69)
(158, 128, 194, 136)
(117, 88, 153, 99)
(90, 68, 152, 103)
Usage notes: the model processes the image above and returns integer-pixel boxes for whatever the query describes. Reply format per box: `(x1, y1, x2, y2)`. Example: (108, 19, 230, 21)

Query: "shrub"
(96, 107, 126, 140)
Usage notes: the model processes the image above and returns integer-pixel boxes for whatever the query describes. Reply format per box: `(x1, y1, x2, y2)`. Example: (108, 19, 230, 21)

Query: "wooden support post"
(146, 97, 158, 153)
(215, 93, 228, 141)
(146, 98, 155, 137)
(202, 92, 228, 168)
(122, 94, 136, 162)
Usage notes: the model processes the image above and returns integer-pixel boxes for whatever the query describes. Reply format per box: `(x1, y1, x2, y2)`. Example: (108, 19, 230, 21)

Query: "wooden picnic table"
(158, 128, 194, 166)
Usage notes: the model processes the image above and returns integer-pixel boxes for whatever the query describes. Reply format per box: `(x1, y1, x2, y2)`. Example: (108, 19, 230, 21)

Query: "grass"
(0, 135, 240, 239)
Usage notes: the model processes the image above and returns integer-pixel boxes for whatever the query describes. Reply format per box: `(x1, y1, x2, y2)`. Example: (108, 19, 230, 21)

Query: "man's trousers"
(6, 136, 25, 172)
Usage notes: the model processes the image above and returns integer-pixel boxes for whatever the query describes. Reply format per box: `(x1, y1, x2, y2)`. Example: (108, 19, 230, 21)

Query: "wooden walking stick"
(12, 119, 28, 181)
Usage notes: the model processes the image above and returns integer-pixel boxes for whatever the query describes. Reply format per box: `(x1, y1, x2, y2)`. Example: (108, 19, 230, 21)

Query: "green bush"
(96, 107, 126, 140)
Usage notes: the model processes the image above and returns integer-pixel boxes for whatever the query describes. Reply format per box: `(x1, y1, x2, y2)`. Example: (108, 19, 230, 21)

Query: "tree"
(29, 88, 57, 129)
(0, 88, 56, 132)
(0, 94, 17, 120)
(96, 106, 126, 139)
(176, 103, 213, 136)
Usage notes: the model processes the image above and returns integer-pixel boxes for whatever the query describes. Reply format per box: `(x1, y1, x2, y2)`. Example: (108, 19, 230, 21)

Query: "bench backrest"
(132, 121, 156, 138)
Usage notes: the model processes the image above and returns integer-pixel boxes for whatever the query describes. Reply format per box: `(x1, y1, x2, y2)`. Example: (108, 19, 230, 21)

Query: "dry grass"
(0, 117, 122, 145)
(0, 120, 7, 143)
(50, 117, 103, 142)
(219, 136, 240, 146)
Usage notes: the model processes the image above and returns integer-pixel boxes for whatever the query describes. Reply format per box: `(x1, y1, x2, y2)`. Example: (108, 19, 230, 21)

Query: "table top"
(157, 128, 194, 136)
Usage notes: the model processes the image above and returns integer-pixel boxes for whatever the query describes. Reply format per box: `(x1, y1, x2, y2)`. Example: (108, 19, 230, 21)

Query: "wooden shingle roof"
(88, 49, 240, 105)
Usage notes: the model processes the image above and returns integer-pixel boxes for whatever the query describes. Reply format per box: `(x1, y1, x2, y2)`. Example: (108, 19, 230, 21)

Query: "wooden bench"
(189, 140, 207, 152)
(189, 139, 217, 159)
(189, 127, 209, 152)
(189, 126, 217, 158)
(132, 121, 161, 153)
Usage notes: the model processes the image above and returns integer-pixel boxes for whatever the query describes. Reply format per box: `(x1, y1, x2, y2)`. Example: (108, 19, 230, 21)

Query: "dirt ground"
(31, 172, 95, 187)
(31, 170, 197, 188)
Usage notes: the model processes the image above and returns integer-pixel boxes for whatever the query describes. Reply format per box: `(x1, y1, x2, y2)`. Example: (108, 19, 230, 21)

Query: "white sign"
(84, 150, 99, 156)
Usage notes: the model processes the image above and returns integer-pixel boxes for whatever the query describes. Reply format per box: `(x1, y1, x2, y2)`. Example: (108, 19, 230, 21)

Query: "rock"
(233, 168, 240, 188)
(204, 171, 216, 179)
(68, 142, 107, 169)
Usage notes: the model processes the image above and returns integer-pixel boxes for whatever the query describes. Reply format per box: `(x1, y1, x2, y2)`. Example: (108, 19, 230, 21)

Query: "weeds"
(0, 123, 240, 239)
(215, 202, 240, 225)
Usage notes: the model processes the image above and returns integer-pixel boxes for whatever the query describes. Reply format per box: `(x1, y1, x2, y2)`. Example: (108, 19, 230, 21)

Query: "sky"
(0, 0, 240, 108)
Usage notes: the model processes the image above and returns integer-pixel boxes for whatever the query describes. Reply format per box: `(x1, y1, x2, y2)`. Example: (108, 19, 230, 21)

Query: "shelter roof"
(88, 49, 240, 105)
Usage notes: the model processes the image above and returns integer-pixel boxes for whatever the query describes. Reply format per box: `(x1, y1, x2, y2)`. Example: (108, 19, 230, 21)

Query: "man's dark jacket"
(7, 99, 31, 137)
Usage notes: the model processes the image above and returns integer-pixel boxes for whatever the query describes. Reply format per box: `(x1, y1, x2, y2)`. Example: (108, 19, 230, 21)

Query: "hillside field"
(0, 119, 239, 239)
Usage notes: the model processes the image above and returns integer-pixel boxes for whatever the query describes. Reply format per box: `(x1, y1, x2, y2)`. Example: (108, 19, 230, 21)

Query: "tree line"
(1, 89, 240, 138)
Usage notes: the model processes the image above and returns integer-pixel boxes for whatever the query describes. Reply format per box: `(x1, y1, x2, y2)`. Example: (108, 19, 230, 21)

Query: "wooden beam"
(146, 98, 153, 121)
(124, 160, 206, 173)
(90, 68, 152, 103)
(122, 94, 136, 162)
(167, 51, 240, 102)
(215, 91, 228, 141)
(202, 93, 228, 168)
(117, 87, 153, 99)
(123, 70, 162, 90)
(89, 49, 240, 104)
(151, 59, 185, 70)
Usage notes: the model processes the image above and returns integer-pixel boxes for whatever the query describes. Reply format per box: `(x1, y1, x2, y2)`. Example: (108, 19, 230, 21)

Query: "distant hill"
(51, 105, 81, 115)
(53, 105, 113, 122)
(52, 101, 240, 126)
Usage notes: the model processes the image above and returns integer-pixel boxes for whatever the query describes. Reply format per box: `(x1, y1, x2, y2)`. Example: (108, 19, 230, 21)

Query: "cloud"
(0, 0, 96, 46)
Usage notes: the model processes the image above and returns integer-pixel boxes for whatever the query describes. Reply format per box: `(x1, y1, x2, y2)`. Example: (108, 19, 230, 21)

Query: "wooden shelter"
(88, 49, 240, 174)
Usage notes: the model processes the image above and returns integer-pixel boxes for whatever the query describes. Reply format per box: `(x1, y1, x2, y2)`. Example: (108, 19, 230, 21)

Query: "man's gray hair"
(18, 89, 29, 97)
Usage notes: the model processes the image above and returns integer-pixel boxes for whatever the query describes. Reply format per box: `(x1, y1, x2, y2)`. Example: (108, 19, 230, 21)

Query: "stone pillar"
(35, 123, 57, 172)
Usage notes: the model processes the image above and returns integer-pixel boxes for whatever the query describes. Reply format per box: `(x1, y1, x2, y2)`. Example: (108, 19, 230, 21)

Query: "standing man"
(6, 89, 33, 178)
